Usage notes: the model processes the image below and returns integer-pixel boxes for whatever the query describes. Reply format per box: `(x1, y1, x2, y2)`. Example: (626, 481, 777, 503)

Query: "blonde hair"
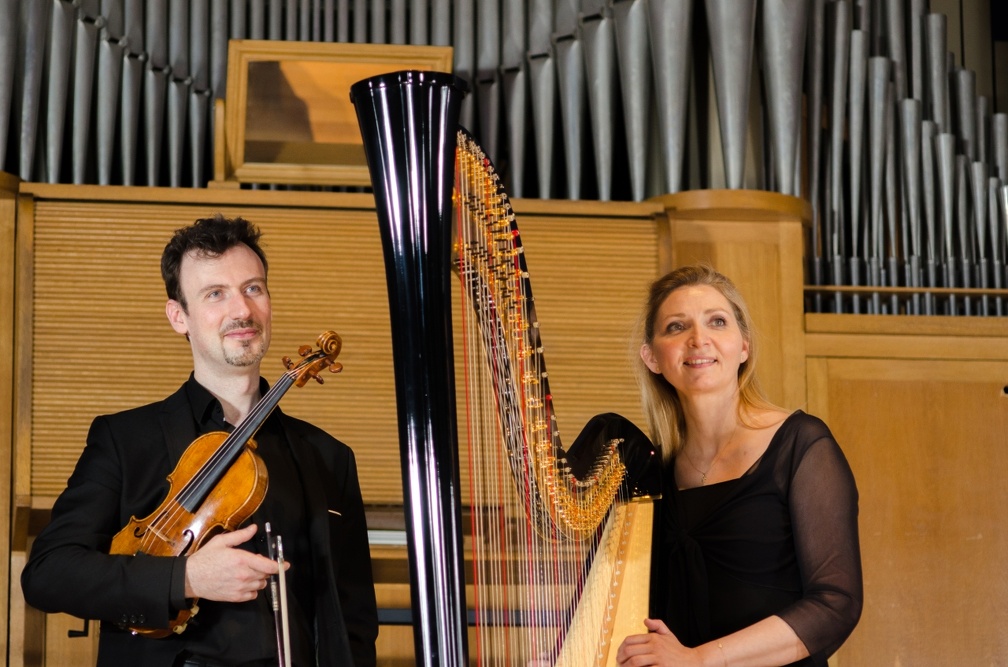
(632, 264, 777, 461)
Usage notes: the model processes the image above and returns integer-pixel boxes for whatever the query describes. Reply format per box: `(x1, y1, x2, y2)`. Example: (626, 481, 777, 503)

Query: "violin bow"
(264, 523, 292, 667)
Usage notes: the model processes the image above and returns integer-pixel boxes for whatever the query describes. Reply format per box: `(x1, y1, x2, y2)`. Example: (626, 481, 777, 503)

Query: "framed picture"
(215, 40, 454, 187)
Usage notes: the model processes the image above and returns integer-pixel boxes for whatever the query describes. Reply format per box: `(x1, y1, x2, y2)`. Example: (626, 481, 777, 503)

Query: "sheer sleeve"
(775, 415, 863, 658)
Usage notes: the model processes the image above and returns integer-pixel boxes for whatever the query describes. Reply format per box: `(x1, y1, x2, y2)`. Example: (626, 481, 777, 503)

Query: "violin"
(109, 331, 344, 638)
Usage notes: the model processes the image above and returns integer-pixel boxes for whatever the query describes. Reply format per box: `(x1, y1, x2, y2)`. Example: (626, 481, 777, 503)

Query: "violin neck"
(229, 373, 295, 448)
(181, 372, 296, 512)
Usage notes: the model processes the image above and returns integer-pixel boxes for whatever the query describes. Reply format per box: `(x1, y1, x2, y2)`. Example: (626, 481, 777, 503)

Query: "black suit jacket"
(21, 380, 379, 666)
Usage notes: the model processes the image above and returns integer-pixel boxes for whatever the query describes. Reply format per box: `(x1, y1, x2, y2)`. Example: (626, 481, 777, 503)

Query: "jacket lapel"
(159, 383, 198, 468)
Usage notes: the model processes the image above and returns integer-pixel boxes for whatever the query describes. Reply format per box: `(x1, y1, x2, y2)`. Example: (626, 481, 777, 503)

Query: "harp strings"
(454, 132, 631, 665)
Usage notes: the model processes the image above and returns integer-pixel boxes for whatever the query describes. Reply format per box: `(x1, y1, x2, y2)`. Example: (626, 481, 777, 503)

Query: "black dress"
(650, 411, 863, 666)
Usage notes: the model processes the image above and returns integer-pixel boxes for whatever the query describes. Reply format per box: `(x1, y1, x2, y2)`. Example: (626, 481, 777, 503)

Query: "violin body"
(110, 432, 268, 637)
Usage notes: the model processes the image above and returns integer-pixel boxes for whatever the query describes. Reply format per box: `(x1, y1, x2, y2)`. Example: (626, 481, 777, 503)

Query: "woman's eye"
(711, 316, 727, 327)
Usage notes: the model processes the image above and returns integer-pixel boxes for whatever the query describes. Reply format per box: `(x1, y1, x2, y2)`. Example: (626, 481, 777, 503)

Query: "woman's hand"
(616, 618, 704, 667)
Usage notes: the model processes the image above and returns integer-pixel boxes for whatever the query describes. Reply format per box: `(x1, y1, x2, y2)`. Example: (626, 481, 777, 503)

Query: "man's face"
(166, 244, 272, 375)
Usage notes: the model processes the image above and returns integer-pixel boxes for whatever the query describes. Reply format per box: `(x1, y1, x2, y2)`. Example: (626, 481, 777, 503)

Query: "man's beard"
(221, 320, 268, 367)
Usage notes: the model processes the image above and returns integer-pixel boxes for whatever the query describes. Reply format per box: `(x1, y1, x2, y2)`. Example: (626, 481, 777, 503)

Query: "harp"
(351, 71, 659, 666)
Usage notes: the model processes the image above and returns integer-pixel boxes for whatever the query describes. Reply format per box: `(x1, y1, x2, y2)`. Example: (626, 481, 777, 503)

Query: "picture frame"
(214, 40, 454, 188)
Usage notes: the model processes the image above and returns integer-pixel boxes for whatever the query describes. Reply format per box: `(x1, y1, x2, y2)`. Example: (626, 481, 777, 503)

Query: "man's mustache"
(221, 319, 262, 335)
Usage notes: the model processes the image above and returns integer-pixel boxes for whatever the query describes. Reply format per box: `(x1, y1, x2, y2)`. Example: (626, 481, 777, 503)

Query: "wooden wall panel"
(1, 172, 19, 663)
(491, 204, 661, 448)
(807, 316, 1008, 666)
(23, 196, 403, 504)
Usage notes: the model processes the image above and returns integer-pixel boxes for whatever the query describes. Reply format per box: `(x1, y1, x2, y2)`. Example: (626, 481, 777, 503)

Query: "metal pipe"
(970, 161, 990, 314)
(97, 35, 127, 185)
(921, 120, 939, 312)
(867, 56, 889, 313)
(977, 95, 990, 166)
(705, 0, 757, 190)
(408, 0, 427, 45)
(848, 29, 868, 312)
(44, 1, 75, 183)
(993, 113, 1008, 182)
(72, 15, 103, 184)
(900, 99, 923, 312)
(647, 0, 693, 195)
(998, 185, 1008, 306)
(475, 0, 500, 163)
(953, 68, 977, 159)
(924, 13, 948, 131)
(552, 35, 584, 198)
(580, 11, 617, 201)
(885, 0, 907, 100)
(761, 0, 807, 197)
(989, 177, 1004, 314)
(0, 0, 19, 169)
(935, 132, 956, 313)
(613, 0, 653, 202)
(501, 63, 527, 197)
(955, 155, 971, 313)
(908, 0, 929, 102)
(806, 0, 826, 298)
(120, 50, 145, 186)
(828, 1, 850, 265)
(884, 81, 899, 312)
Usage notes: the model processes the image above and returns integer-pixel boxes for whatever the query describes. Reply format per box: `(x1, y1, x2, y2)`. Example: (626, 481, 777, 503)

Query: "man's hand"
(183, 524, 288, 602)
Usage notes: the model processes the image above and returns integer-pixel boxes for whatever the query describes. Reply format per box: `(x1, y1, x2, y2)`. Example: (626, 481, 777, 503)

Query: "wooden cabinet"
(806, 313, 1008, 665)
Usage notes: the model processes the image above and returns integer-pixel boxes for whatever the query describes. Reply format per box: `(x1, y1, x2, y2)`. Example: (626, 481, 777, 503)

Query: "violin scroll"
(283, 330, 344, 387)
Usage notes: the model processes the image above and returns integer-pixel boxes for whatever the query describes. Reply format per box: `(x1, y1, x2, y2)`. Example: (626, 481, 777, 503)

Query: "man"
(22, 214, 378, 666)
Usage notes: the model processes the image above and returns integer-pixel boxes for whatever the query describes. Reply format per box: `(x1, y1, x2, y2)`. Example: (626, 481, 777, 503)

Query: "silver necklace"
(682, 424, 738, 485)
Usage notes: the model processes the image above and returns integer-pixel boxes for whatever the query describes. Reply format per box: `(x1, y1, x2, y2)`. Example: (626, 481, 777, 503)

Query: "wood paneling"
(1, 171, 20, 663)
(807, 315, 1008, 666)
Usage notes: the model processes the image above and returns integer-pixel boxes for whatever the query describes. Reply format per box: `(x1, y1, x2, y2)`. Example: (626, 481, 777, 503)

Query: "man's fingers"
(210, 523, 257, 548)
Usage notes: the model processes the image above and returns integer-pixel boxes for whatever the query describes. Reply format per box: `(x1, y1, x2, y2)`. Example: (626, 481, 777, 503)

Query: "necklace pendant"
(700, 473, 707, 484)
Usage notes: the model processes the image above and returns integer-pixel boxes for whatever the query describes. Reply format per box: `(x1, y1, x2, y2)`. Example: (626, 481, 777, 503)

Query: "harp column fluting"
(351, 70, 470, 667)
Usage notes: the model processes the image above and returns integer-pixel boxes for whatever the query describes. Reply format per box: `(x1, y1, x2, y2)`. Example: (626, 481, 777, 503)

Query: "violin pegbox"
(284, 330, 344, 387)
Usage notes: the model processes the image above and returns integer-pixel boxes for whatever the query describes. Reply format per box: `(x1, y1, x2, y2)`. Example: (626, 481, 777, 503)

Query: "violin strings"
(139, 363, 305, 551)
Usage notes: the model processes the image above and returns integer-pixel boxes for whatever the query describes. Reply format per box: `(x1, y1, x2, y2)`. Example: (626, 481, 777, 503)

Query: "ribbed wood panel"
(26, 194, 661, 507)
(496, 213, 657, 442)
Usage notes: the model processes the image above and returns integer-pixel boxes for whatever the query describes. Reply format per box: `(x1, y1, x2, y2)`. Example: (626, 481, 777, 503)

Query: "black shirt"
(651, 411, 862, 666)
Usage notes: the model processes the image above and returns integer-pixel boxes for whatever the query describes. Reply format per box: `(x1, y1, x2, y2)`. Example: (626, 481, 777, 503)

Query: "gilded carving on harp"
(352, 70, 658, 667)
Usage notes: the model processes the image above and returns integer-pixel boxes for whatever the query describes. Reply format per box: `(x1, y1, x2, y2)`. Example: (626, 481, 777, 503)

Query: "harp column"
(351, 70, 470, 667)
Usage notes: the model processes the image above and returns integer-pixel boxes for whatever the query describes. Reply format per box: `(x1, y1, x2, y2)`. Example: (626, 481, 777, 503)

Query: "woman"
(616, 265, 862, 667)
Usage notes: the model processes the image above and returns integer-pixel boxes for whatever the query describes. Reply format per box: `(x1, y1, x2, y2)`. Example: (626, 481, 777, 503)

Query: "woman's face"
(640, 284, 749, 399)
